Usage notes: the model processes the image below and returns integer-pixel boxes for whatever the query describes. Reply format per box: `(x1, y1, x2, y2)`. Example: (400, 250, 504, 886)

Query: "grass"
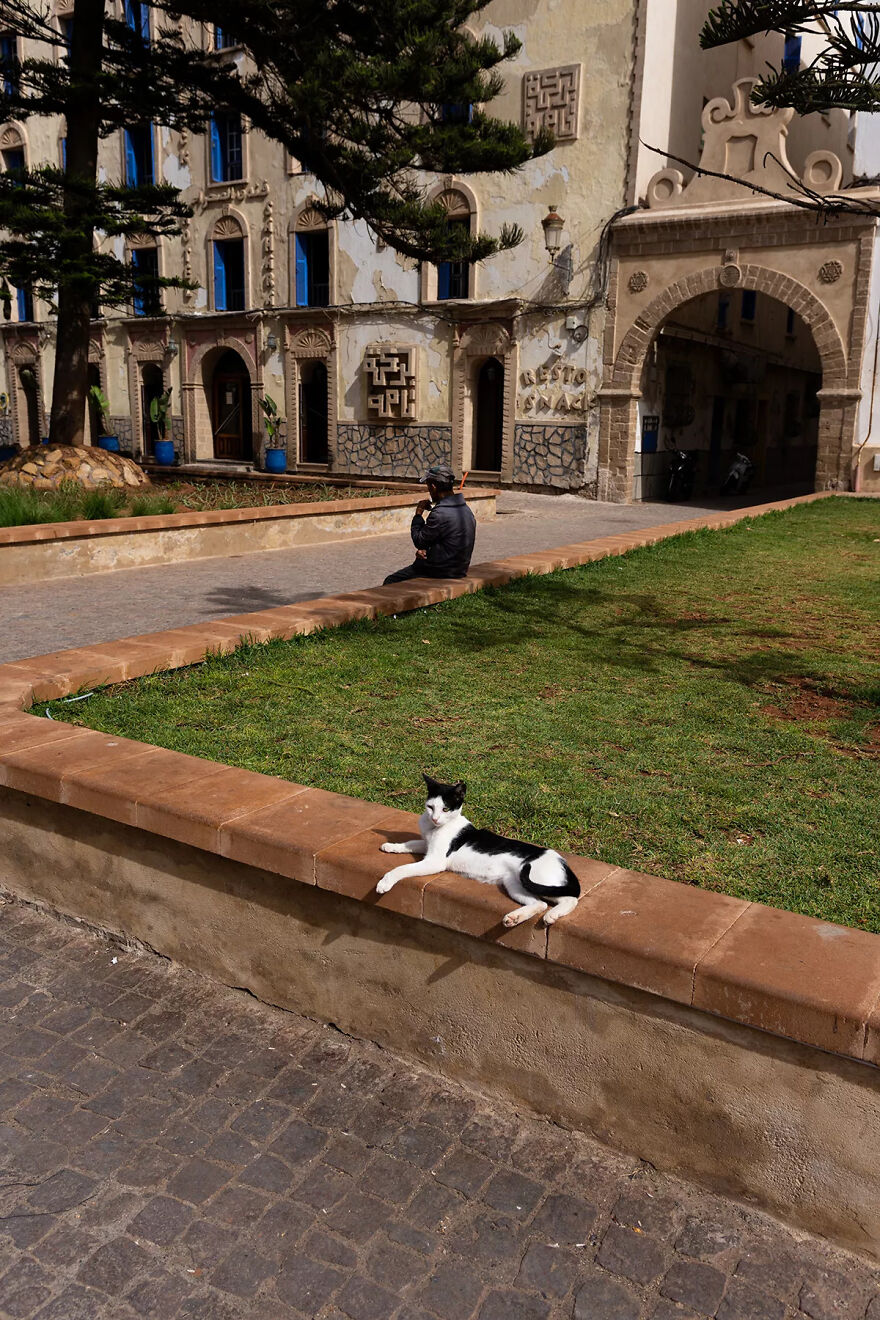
(0, 479, 394, 527)
(39, 498, 880, 931)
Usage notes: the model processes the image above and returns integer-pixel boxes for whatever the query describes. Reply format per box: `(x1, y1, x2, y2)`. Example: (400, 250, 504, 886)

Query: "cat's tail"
(520, 857, 581, 899)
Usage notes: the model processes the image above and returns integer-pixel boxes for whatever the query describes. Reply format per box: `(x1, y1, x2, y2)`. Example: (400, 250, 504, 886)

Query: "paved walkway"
(1, 896, 878, 1320)
(1, 490, 781, 663)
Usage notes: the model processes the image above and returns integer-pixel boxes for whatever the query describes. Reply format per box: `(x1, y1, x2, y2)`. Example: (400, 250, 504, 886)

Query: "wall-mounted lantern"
(541, 205, 565, 260)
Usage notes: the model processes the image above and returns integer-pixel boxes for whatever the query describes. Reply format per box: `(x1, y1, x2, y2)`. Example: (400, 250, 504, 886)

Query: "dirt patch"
(760, 677, 853, 725)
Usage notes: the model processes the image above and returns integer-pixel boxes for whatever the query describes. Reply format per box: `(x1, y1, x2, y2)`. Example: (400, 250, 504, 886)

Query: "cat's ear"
(422, 772, 438, 792)
(453, 780, 467, 802)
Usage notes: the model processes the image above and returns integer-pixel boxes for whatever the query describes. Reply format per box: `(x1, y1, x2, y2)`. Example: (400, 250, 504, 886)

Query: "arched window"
(1, 124, 26, 175)
(211, 215, 246, 311)
(424, 187, 476, 302)
(292, 206, 330, 308)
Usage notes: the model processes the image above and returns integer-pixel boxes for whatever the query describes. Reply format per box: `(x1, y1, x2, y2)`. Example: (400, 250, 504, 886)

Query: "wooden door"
(212, 370, 250, 460)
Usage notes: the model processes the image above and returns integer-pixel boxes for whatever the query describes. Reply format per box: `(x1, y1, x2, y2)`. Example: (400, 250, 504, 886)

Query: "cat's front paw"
(380, 842, 403, 853)
(376, 873, 398, 894)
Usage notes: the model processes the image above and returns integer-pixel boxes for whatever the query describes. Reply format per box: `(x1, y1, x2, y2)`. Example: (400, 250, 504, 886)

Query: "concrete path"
(1, 896, 877, 1320)
(1, 490, 774, 663)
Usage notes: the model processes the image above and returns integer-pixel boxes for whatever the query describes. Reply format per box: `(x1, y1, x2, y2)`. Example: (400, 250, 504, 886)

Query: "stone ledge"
(2, 489, 878, 1068)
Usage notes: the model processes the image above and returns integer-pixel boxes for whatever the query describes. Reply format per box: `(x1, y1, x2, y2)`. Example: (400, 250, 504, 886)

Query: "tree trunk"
(48, 0, 103, 448)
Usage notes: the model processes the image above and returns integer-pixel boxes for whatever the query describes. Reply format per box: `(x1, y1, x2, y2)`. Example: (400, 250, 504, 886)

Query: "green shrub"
(128, 492, 176, 516)
(80, 487, 125, 521)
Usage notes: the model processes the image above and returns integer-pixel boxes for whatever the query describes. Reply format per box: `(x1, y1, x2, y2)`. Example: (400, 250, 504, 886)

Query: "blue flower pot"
(97, 435, 120, 452)
(264, 447, 287, 474)
(154, 439, 175, 466)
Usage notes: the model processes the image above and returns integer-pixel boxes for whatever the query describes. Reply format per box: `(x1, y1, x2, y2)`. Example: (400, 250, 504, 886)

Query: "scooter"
(720, 452, 755, 496)
(665, 448, 697, 501)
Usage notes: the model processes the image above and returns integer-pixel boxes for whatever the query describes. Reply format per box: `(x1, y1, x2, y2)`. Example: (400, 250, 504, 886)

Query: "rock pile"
(0, 444, 149, 490)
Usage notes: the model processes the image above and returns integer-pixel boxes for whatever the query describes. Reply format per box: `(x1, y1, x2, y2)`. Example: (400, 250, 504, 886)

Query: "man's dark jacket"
(410, 492, 476, 578)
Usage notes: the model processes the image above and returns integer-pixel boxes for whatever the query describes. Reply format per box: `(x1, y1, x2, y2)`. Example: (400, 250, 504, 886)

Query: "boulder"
(0, 444, 149, 491)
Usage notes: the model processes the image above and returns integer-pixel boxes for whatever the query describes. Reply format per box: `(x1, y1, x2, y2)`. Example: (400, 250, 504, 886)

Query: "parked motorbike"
(665, 448, 697, 501)
(720, 452, 755, 497)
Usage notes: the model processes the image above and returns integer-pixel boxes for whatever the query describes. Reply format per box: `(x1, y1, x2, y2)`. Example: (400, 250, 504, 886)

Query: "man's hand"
(415, 548, 427, 559)
(415, 499, 432, 516)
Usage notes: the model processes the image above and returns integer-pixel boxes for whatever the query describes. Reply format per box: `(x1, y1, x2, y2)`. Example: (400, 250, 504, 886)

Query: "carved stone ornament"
(719, 263, 743, 288)
(803, 150, 843, 195)
(261, 200, 276, 306)
(818, 259, 843, 285)
(9, 339, 37, 362)
(644, 77, 839, 210)
(297, 204, 326, 231)
(627, 270, 649, 293)
(213, 215, 243, 239)
(435, 189, 471, 219)
(290, 326, 331, 356)
(722, 249, 738, 266)
(459, 323, 511, 358)
(523, 64, 581, 143)
(364, 344, 417, 421)
(0, 126, 24, 151)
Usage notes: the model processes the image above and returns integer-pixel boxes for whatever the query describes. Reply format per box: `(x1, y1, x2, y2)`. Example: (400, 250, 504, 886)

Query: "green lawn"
(41, 498, 880, 931)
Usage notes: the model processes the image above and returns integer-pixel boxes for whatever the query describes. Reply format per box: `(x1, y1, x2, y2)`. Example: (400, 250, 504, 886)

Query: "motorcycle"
(720, 452, 755, 496)
(665, 448, 697, 501)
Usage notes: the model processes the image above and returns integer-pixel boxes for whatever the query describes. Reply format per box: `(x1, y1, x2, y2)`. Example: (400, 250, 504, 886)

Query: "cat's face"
(422, 774, 466, 826)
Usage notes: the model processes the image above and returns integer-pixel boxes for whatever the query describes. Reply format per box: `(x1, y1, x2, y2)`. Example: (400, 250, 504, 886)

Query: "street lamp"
(541, 205, 565, 260)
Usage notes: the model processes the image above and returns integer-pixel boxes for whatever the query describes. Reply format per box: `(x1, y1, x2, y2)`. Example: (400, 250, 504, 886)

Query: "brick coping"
(1, 488, 879, 1069)
(0, 487, 495, 547)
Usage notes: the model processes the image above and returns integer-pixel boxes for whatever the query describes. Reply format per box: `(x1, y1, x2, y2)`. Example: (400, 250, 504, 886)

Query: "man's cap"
(420, 464, 457, 486)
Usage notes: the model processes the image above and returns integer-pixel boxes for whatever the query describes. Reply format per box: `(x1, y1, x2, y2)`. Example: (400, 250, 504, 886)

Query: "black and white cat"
(377, 774, 581, 927)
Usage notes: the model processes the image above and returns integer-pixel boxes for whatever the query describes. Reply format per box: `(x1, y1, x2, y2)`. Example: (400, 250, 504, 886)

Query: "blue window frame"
(209, 113, 243, 183)
(0, 33, 18, 95)
(123, 124, 154, 186)
(294, 230, 330, 307)
(124, 0, 149, 43)
(60, 136, 66, 169)
(3, 146, 25, 175)
(214, 25, 236, 49)
(782, 33, 802, 73)
(213, 237, 245, 311)
(436, 216, 470, 300)
(16, 287, 33, 322)
(132, 245, 160, 315)
(741, 289, 757, 322)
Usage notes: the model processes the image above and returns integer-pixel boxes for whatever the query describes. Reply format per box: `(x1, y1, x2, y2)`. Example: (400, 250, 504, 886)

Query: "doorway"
(299, 359, 329, 463)
(473, 357, 504, 471)
(211, 349, 252, 461)
(141, 363, 164, 458)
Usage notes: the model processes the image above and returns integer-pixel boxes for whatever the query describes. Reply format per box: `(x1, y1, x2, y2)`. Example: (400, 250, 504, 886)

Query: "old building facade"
(2, 0, 880, 500)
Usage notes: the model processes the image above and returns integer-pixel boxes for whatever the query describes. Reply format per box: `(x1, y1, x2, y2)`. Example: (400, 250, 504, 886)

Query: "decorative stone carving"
(518, 362, 590, 415)
(719, 263, 743, 288)
(181, 218, 195, 305)
(261, 200, 275, 305)
(364, 345, 417, 421)
(523, 64, 581, 142)
(297, 204, 326, 231)
(212, 214, 243, 239)
(8, 339, 37, 362)
(289, 326, 331, 356)
(459, 323, 511, 358)
(628, 270, 649, 293)
(804, 150, 843, 195)
(0, 125, 24, 151)
(645, 78, 841, 211)
(194, 179, 269, 209)
(722, 249, 738, 266)
(435, 189, 470, 219)
(177, 127, 190, 170)
(818, 259, 843, 284)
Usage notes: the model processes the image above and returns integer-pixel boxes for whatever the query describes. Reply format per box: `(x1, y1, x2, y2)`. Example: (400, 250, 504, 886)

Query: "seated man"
(383, 464, 477, 585)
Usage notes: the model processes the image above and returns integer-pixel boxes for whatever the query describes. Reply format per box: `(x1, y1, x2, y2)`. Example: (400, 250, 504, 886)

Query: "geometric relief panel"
(523, 64, 581, 142)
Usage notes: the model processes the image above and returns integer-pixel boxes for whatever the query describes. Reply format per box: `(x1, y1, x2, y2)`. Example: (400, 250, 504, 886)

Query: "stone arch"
(451, 321, 517, 480)
(182, 332, 261, 461)
(599, 264, 852, 501)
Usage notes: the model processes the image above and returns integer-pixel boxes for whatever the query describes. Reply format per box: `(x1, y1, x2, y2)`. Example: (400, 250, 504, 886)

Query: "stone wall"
(336, 423, 452, 479)
(107, 415, 134, 448)
(513, 422, 590, 488)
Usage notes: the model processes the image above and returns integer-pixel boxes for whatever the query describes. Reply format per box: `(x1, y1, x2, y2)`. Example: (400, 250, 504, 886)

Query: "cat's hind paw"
(380, 842, 405, 853)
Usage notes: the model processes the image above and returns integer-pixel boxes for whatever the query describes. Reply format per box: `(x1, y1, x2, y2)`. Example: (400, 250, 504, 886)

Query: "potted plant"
(89, 385, 119, 451)
(260, 394, 286, 473)
(149, 388, 175, 466)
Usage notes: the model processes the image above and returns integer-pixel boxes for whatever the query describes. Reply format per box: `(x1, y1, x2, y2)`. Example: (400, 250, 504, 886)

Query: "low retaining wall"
(2, 490, 879, 1257)
(0, 488, 496, 584)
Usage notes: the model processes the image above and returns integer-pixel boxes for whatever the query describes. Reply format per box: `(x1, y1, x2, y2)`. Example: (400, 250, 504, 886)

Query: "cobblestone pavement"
(1, 898, 878, 1320)
(0, 490, 780, 663)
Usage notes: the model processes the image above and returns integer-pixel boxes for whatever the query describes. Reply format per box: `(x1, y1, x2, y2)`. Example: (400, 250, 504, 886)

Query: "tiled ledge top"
(3, 488, 879, 1069)
(0, 487, 495, 546)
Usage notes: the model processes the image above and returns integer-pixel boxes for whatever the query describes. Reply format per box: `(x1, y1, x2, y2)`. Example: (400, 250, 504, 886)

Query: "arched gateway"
(598, 78, 871, 503)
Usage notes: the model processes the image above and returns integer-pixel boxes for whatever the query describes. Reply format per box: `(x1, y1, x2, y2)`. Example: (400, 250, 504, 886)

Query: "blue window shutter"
(16, 288, 27, 321)
(139, 1, 149, 43)
(783, 33, 801, 72)
(437, 262, 451, 300)
(60, 137, 66, 170)
(295, 233, 309, 306)
(210, 117, 223, 182)
(145, 125, 154, 184)
(124, 128, 138, 185)
(214, 241, 227, 310)
(215, 24, 224, 47)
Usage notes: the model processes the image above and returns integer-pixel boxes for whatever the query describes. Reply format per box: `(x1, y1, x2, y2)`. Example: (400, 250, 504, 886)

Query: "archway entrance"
(473, 357, 504, 472)
(635, 288, 822, 501)
(210, 349, 252, 461)
(141, 363, 164, 458)
(299, 360, 328, 463)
